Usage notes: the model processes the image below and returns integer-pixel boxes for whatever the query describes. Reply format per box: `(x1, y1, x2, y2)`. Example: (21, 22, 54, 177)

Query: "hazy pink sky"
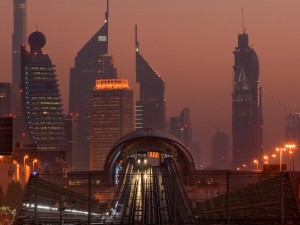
(1, 0, 300, 164)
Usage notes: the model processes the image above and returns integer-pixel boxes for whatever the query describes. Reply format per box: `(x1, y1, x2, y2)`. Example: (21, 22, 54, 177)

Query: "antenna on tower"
(135, 24, 139, 52)
(241, 8, 246, 33)
(105, 0, 109, 23)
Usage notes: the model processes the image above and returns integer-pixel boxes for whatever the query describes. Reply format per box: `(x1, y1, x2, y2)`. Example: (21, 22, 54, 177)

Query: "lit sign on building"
(98, 36, 107, 42)
(95, 79, 129, 90)
(148, 151, 160, 158)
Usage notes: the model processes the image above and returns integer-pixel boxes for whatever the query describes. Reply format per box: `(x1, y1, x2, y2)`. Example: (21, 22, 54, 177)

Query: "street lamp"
(272, 154, 277, 165)
(263, 156, 269, 172)
(276, 147, 286, 171)
(285, 144, 296, 173)
(24, 155, 28, 182)
(253, 160, 259, 170)
(32, 159, 37, 172)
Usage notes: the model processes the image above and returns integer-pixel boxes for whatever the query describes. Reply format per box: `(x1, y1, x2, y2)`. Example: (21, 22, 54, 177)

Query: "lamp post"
(285, 144, 296, 173)
(272, 154, 277, 165)
(32, 159, 37, 172)
(24, 155, 28, 182)
(276, 147, 286, 172)
(253, 160, 258, 170)
(263, 156, 269, 172)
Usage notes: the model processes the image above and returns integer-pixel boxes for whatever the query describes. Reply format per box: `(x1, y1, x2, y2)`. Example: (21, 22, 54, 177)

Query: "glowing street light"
(276, 147, 286, 171)
(32, 159, 37, 172)
(263, 155, 269, 172)
(24, 155, 28, 182)
(285, 144, 296, 172)
(272, 154, 277, 165)
(253, 160, 259, 170)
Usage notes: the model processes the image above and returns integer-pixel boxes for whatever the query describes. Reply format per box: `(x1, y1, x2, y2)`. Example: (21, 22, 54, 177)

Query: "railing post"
(227, 171, 230, 225)
(33, 174, 38, 224)
(281, 172, 284, 225)
(173, 174, 177, 225)
(88, 172, 91, 225)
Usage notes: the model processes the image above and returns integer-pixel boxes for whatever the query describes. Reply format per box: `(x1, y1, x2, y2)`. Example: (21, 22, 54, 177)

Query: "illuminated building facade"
(232, 32, 263, 169)
(69, 4, 116, 170)
(135, 25, 165, 130)
(90, 79, 133, 170)
(20, 31, 66, 172)
(212, 131, 229, 169)
(0, 83, 11, 116)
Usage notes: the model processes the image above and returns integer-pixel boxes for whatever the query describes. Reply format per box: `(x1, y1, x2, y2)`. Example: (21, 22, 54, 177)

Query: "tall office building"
(135, 25, 165, 130)
(169, 107, 192, 147)
(284, 112, 300, 170)
(0, 83, 11, 116)
(90, 79, 133, 170)
(69, 3, 116, 170)
(12, 0, 27, 149)
(232, 31, 263, 169)
(64, 114, 79, 170)
(20, 31, 66, 172)
(169, 107, 202, 167)
(285, 112, 300, 143)
(212, 131, 229, 169)
(12, 0, 27, 85)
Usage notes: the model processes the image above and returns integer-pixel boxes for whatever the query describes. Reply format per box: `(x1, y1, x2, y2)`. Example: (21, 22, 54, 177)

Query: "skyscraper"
(169, 107, 192, 147)
(20, 31, 66, 172)
(69, 2, 116, 170)
(90, 79, 133, 170)
(12, 0, 26, 85)
(135, 25, 165, 130)
(232, 31, 263, 169)
(11, 0, 27, 149)
(284, 112, 300, 171)
(285, 112, 300, 144)
(212, 131, 229, 169)
(64, 114, 79, 170)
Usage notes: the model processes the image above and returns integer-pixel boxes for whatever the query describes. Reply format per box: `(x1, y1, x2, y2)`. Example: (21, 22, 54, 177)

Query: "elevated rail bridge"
(14, 129, 300, 225)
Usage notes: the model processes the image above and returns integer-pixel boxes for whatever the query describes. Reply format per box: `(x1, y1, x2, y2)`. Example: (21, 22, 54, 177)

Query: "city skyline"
(1, 0, 300, 164)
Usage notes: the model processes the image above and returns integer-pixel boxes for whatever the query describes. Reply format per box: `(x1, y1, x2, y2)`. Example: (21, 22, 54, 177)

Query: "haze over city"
(1, 0, 300, 164)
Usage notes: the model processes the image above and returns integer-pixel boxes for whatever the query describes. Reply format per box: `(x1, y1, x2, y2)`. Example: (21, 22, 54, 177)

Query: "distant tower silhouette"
(135, 25, 165, 130)
(11, 0, 27, 149)
(232, 30, 263, 169)
(12, 0, 27, 85)
(170, 107, 192, 147)
(69, 1, 117, 171)
(212, 131, 229, 169)
(20, 31, 67, 173)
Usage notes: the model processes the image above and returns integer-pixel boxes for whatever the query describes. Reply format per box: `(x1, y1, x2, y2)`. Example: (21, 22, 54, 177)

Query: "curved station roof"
(104, 129, 196, 174)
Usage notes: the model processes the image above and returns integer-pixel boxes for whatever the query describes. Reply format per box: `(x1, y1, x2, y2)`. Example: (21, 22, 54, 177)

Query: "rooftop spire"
(241, 8, 246, 33)
(135, 24, 139, 52)
(105, 0, 109, 23)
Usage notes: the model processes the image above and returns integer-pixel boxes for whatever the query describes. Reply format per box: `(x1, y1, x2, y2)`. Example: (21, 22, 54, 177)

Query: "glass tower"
(21, 31, 66, 172)
(69, 2, 117, 170)
(135, 25, 165, 130)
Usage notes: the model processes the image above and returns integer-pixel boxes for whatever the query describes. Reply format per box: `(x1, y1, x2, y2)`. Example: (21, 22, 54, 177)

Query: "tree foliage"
(0, 185, 4, 206)
(5, 181, 23, 210)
